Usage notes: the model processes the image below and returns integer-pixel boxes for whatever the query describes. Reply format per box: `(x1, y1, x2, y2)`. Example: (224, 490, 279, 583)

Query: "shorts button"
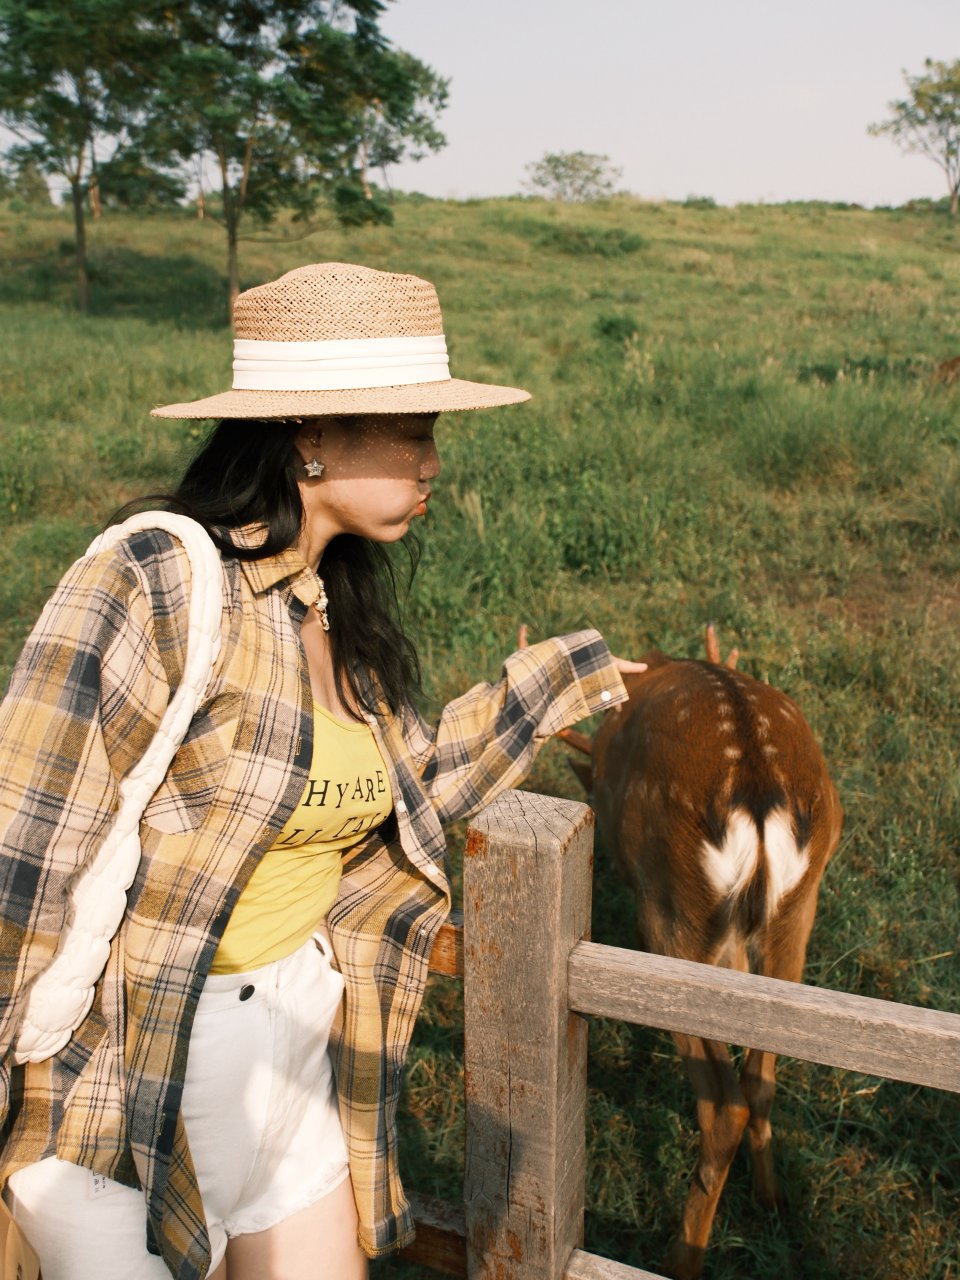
(239, 984, 255, 1001)
(600, 690, 612, 702)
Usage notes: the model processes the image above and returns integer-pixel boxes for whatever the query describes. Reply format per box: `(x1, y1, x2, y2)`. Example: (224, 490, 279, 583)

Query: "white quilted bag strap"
(14, 513, 224, 1064)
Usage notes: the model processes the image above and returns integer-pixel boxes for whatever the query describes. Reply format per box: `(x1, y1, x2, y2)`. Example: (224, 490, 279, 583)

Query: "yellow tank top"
(210, 702, 392, 974)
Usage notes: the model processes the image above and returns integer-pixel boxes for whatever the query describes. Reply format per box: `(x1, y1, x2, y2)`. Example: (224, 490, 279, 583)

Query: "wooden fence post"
(463, 789, 594, 1280)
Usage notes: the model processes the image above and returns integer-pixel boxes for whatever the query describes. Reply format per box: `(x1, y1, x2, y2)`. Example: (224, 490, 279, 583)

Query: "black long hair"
(159, 418, 422, 718)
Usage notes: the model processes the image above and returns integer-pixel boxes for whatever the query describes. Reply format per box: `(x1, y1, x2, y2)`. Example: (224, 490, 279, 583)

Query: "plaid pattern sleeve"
(403, 628, 626, 824)
(0, 535, 189, 1118)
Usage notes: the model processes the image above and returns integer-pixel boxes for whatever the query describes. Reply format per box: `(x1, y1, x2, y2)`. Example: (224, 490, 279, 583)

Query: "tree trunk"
(88, 140, 101, 218)
(359, 139, 372, 200)
(217, 141, 246, 322)
(71, 179, 90, 312)
(227, 219, 240, 321)
(951, 186, 958, 216)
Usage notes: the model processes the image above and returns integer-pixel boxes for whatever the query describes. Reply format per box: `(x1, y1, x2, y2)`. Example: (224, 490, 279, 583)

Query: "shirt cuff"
(535, 628, 628, 739)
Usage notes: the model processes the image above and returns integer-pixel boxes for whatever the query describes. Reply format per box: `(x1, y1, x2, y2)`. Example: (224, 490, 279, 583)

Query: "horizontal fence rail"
(567, 942, 960, 1094)
(565, 1251, 665, 1280)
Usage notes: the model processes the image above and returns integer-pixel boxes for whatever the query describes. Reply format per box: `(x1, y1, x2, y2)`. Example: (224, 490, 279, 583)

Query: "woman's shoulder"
(28, 519, 226, 663)
(82, 516, 231, 612)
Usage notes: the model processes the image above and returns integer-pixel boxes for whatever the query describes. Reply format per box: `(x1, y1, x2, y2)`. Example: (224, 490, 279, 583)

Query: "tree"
(869, 59, 960, 215)
(0, 0, 159, 308)
(146, 1, 448, 312)
(358, 49, 447, 195)
(96, 150, 187, 212)
(523, 150, 622, 203)
(10, 155, 52, 206)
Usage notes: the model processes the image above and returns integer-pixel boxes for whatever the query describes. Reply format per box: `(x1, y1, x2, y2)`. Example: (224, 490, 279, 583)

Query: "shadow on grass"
(0, 246, 229, 329)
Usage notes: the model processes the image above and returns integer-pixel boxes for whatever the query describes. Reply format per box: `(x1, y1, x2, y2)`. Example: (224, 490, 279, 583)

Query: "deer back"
(590, 653, 842, 961)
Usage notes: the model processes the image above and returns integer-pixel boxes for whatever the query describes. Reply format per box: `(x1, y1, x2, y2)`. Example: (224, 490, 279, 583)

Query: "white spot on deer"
(702, 809, 759, 900)
(763, 808, 808, 911)
(762, 743, 778, 757)
(723, 745, 742, 759)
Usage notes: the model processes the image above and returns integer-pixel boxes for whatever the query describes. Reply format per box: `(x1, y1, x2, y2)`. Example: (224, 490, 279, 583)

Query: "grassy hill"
(1, 195, 958, 1278)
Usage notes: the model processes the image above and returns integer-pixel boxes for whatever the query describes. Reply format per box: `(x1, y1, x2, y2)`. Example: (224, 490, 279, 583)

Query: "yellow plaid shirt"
(0, 523, 626, 1279)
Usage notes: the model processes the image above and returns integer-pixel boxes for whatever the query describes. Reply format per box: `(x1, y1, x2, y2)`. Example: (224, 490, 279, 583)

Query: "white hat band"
(232, 334, 450, 391)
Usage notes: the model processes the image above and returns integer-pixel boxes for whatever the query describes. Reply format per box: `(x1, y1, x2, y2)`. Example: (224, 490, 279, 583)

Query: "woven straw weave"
(151, 261, 530, 418)
(234, 263, 444, 342)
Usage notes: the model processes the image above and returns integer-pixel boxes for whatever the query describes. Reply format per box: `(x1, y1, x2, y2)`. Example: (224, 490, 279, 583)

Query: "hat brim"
(150, 378, 530, 419)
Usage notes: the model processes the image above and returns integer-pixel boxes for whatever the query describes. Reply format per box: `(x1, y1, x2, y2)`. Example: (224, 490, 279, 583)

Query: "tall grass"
(1, 196, 958, 1279)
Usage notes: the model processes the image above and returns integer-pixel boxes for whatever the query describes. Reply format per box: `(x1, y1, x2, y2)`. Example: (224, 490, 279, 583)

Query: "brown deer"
(562, 627, 843, 1280)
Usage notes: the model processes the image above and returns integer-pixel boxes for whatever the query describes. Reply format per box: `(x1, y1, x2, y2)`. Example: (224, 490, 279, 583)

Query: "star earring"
(304, 458, 325, 478)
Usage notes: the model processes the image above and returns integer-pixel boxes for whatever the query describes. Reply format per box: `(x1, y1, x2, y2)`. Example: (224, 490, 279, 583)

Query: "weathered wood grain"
(568, 943, 960, 1093)
(565, 1248, 667, 1279)
(429, 911, 464, 977)
(463, 789, 595, 1280)
(401, 1192, 467, 1276)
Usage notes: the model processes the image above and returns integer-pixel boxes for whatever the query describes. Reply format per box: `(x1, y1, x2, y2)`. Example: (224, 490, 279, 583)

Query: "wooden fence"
(399, 789, 960, 1280)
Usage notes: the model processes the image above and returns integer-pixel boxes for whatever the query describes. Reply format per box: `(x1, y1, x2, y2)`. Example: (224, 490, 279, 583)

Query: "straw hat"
(151, 262, 530, 418)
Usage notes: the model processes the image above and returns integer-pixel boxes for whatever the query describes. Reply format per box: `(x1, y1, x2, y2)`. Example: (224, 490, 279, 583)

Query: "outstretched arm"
(400, 628, 629, 826)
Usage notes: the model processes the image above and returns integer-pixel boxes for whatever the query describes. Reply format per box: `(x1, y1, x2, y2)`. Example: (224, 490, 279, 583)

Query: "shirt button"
(239, 984, 255, 1001)
(600, 690, 612, 703)
(396, 801, 408, 815)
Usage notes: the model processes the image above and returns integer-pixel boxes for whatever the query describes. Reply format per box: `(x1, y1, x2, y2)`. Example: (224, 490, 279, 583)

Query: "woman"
(0, 263, 640, 1280)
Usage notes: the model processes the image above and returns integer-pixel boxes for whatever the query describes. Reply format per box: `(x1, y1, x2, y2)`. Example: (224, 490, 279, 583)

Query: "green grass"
(2, 196, 958, 1280)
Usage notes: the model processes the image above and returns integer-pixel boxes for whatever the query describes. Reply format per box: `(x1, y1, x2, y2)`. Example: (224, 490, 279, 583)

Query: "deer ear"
(568, 758, 593, 794)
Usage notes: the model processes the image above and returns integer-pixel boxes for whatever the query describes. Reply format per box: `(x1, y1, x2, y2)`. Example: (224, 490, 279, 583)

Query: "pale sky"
(378, 0, 960, 206)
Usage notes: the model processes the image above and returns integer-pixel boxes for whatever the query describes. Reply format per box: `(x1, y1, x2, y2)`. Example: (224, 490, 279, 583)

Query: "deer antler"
(705, 623, 739, 670)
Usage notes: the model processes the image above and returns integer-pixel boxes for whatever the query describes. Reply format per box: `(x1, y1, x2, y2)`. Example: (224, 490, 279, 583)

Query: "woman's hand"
(516, 625, 647, 674)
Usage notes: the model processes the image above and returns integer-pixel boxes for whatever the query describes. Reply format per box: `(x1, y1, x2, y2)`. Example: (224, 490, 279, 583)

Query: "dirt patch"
(798, 567, 960, 634)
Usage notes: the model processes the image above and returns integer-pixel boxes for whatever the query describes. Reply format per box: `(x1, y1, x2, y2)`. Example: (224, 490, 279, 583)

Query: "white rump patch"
(702, 809, 760, 899)
(701, 806, 809, 914)
(763, 807, 808, 911)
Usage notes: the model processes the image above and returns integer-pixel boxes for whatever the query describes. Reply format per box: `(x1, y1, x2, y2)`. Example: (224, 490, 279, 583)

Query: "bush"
(593, 312, 640, 343)
(796, 353, 927, 384)
(513, 219, 647, 257)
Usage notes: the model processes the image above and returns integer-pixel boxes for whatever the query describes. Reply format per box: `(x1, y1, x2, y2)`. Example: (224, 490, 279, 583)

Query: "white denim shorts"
(5, 935, 349, 1279)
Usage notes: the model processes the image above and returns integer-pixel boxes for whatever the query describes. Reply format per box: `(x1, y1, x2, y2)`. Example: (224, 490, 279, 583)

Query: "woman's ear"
(293, 423, 325, 478)
(293, 423, 323, 460)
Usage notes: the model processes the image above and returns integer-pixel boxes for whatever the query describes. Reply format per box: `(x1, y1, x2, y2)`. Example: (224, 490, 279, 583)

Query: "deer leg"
(741, 886, 820, 1210)
(663, 1032, 750, 1280)
(739, 1046, 781, 1208)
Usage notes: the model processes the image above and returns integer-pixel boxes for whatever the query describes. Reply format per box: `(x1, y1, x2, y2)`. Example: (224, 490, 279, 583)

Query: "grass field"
(1, 194, 958, 1279)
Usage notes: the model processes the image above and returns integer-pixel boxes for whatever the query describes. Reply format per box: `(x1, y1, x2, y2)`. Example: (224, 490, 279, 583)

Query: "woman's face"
(295, 413, 441, 547)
